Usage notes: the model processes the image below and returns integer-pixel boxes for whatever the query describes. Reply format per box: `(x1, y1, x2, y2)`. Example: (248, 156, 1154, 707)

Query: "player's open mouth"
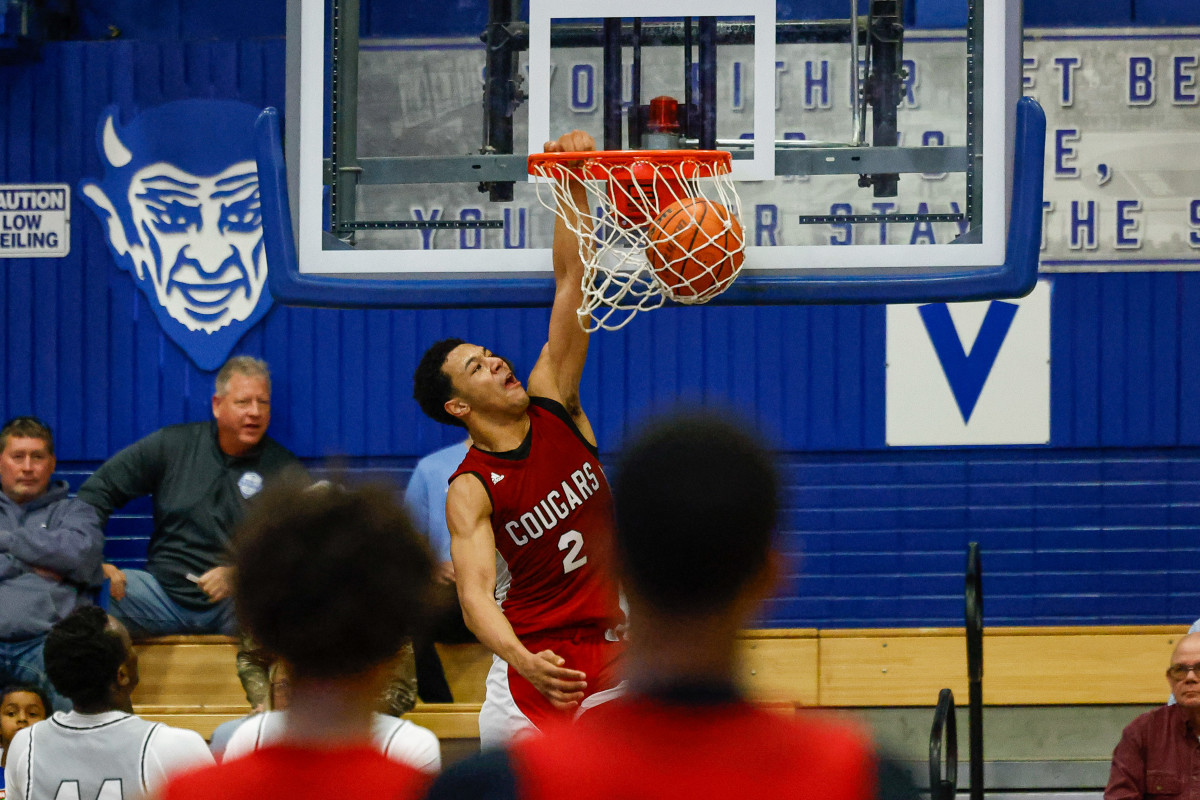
(504, 373, 519, 389)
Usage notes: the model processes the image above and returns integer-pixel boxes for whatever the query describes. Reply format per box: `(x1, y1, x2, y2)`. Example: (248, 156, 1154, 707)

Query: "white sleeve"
(4, 727, 31, 800)
(384, 721, 442, 774)
(141, 725, 216, 794)
(222, 714, 269, 762)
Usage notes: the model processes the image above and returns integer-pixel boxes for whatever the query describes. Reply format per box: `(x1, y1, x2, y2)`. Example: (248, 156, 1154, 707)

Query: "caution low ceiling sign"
(0, 184, 70, 258)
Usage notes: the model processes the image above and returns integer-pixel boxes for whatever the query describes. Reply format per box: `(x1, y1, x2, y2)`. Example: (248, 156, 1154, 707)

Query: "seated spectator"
(403, 438, 476, 703)
(428, 414, 919, 800)
(208, 642, 295, 763)
(78, 356, 303, 638)
(1, 684, 49, 793)
(1107, 631, 1200, 800)
(159, 480, 437, 800)
(223, 661, 440, 773)
(0, 417, 104, 712)
(1168, 618, 1200, 705)
(237, 616, 418, 719)
(2, 607, 214, 800)
(215, 637, 422, 763)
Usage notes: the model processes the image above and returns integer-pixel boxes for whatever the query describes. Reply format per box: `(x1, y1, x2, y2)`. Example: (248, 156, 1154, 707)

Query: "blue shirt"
(403, 441, 470, 563)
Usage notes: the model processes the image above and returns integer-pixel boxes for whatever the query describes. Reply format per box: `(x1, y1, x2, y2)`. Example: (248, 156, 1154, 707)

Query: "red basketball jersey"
(511, 697, 879, 800)
(163, 744, 429, 800)
(451, 397, 622, 637)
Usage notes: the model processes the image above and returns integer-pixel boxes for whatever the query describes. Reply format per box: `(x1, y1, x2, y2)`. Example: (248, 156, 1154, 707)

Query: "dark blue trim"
(1042, 259, 1200, 267)
(1027, 33, 1200, 41)
(256, 98, 1045, 309)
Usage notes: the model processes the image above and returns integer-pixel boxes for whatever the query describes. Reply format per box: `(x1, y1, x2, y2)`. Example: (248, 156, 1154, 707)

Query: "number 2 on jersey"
(558, 529, 587, 574)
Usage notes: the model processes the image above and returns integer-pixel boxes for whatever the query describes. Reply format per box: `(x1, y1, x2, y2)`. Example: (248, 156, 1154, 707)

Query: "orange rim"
(528, 149, 732, 180)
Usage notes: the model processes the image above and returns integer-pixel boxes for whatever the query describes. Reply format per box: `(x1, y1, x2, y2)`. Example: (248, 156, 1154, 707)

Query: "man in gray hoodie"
(0, 417, 105, 711)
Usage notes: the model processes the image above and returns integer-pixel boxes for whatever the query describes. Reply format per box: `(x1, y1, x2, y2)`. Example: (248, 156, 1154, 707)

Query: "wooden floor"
(131, 625, 1187, 740)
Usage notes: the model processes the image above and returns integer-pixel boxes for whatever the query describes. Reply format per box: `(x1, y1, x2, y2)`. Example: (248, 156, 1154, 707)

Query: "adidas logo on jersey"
(491, 472, 505, 484)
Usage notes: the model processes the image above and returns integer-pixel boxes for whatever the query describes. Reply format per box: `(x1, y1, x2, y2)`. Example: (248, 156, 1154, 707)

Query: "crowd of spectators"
(3, 348, 1191, 800)
(1, 410, 926, 800)
(0, 355, 445, 797)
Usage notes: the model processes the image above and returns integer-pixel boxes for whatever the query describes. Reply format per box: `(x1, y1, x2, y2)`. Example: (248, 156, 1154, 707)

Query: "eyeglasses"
(1167, 663, 1200, 680)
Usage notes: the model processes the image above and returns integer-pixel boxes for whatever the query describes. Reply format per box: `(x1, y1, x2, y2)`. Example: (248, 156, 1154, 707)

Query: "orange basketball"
(645, 198, 745, 300)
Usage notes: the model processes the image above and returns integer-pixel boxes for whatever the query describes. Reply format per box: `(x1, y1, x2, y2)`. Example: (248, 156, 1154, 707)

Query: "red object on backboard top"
(529, 149, 732, 227)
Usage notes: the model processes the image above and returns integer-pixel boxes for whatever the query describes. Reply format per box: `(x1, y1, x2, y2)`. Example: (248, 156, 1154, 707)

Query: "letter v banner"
(886, 280, 1051, 446)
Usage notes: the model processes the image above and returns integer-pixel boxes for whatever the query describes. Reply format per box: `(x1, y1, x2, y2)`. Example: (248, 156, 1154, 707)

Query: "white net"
(530, 153, 745, 332)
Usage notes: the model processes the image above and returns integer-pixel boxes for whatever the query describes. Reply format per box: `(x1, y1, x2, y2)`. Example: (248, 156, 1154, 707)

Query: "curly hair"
(43, 607, 128, 709)
(613, 413, 779, 616)
(234, 478, 437, 681)
(412, 338, 468, 428)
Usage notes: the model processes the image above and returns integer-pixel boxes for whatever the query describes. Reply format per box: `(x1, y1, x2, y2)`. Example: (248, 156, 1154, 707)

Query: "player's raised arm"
(528, 130, 594, 429)
(446, 474, 588, 710)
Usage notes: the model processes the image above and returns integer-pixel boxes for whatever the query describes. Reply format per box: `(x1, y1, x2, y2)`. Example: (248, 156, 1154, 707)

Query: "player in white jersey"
(223, 710, 440, 773)
(221, 662, 440, 773)
(3, 607, 213, 800)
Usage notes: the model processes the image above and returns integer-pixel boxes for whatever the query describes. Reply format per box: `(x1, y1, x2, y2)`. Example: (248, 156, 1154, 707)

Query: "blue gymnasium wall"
(3, 1, 1200, 629)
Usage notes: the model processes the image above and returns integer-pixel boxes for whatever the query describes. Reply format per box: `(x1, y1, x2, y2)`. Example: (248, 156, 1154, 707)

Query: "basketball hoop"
(528, 149, 746, 332)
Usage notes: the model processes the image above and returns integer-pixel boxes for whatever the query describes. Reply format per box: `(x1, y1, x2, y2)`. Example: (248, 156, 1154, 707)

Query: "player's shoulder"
(374, 715, 441, 771)
(223, 712, 274, 759)
(528, 396, 597, 453)
(447, 468, 490, 500)
(6, 720, 32, 756)
(528, 395, 570, 422)
(741, 706, 877, 758)
(148, 721, 216, 759)
(374, 714, 436, 742)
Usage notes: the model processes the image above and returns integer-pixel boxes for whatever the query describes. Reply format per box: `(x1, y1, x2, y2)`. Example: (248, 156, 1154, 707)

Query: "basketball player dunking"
(412, 130, 625, 748)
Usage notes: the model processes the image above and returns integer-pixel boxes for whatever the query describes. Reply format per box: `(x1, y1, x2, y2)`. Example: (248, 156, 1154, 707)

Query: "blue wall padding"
(77, 0, 284, 40)
(1025, 0, 1133, 26)
(1134, 0, 1200, 24)
(913, 0, 968, 29)
(778, 1, 871, 20)
(362, 0, 489, 38)
(75, 447, 1200, 628)
(68, 0, 1188, 41)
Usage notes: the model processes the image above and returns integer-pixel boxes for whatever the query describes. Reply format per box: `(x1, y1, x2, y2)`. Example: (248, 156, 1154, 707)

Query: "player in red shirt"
(426, 414, 920, 800)
(412, 130, 625, 746)
(159, 480, 436, 800)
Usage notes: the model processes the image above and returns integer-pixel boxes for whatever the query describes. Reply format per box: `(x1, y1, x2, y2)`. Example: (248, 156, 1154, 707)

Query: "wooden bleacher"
(133, 625, 1187, 741)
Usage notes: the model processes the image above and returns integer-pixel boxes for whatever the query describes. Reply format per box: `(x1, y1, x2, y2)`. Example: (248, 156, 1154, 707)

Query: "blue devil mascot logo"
(79, 100, 273, 371)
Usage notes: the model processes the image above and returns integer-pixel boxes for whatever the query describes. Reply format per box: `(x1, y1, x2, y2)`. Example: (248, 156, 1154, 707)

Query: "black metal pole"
(966, 543, 984, 800)
(482, 0, 516, 202)
(965, 0, 983, 226)
(630, 18, 642, 149)
(329, 0, 362, 238)
(929, 688, 959, 800)
(865, 0, 903, 196)
(603, 18, 623, 150)
(683, 17, 693, 138)
(698, 16, 717, 150)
